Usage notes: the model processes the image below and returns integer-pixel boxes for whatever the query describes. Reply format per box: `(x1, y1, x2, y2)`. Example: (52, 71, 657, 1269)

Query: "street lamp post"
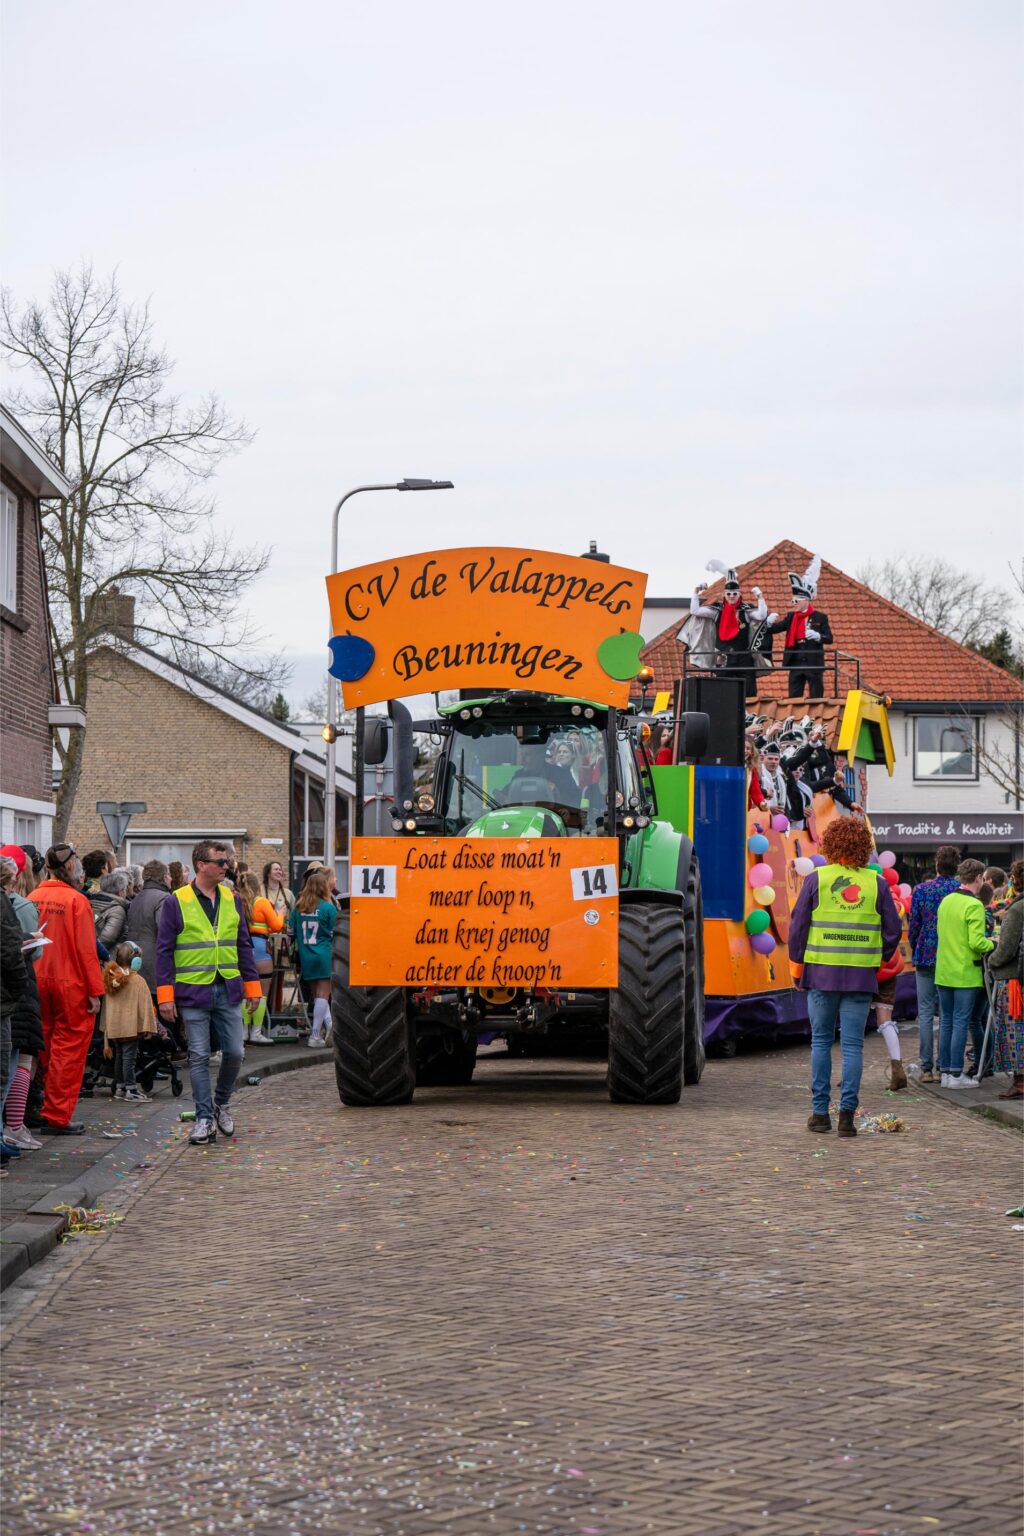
(322, 479, 454, 882)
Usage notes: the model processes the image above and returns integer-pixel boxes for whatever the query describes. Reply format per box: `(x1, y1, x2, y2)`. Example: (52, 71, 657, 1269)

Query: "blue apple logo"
(328, 632, 375, 682)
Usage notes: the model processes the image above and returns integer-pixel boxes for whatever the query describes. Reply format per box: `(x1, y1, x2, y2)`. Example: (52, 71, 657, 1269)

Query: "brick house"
(642, 539, 1024, 877)
(0, 405, 80, 850)
(67, 627, 355, 890)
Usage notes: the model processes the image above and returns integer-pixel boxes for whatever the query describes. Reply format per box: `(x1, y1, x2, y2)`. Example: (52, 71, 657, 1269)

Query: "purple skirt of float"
(704, 989, 810, 1048)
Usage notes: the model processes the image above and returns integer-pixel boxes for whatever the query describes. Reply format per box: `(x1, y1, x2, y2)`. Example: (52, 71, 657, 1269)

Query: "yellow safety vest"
(806, 864, 883, 971)
(172, 883, 241, 985)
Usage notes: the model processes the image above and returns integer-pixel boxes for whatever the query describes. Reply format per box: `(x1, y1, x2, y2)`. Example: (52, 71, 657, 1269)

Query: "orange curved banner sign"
(325, 546, 647, 708)
(349, 836, 619, 988)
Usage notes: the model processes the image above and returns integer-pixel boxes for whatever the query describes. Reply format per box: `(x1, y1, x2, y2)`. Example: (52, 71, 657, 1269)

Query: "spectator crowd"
(0, 826, 1020, 1166)
(0, 840, 341, 1167)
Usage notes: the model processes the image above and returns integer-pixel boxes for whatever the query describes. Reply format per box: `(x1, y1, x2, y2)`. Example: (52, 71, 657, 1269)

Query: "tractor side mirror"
(678, 711, 710, 763)
(363, 718, 389, 765)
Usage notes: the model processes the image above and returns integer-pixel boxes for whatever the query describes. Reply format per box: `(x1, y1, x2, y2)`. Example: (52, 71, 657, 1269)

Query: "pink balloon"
(770, 814, 790, 833)
(898, 883, 912, 902)
(748, 862, 774, 888)
(878, 850, 897, 870)
(750, 931, 777, 956)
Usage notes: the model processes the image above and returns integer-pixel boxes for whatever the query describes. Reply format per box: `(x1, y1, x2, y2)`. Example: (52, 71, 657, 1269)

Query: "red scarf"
(718, 599, 741, 642)
(786, 605, 813, 647)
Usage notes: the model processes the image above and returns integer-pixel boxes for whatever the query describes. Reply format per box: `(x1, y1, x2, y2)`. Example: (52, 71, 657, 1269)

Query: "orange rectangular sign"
(325, 546, 647, 708)
(349, 836, 619, 988)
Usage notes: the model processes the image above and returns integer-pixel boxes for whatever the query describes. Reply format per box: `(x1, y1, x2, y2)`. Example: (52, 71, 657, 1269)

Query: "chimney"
(89, 586, 136, 642)
(581, 539, 610, 564)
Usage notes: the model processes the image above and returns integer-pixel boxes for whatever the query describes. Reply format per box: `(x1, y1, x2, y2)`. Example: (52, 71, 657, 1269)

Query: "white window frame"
(1, 484, 18, 612)
(912, 715, 980, 784)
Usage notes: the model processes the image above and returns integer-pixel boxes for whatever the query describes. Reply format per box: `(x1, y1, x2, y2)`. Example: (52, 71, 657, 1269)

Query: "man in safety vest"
(156, 839, 262, 1145)
(789, 817, 902, 1137)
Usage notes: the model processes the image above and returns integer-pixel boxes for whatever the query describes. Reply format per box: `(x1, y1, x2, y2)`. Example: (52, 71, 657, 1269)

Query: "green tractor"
(332, 691, 709, 1106)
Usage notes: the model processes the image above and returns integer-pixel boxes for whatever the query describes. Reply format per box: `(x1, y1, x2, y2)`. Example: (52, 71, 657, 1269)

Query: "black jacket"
(9, 954, 43, 1054)
(767, 610, 833, 668)
(787, 740, 856, 811)
(1, 892, 27, 1018)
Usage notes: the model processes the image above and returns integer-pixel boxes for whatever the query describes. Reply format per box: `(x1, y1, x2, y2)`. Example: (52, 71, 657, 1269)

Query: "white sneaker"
(124, 1085, 150, 1103)
(249, 1031, 274, 1046)
(213, 1104, 234, 1137)
(189, 1117, 217, 1145)
(5, 1124, 42, 1150)
(209, 1051, 222, 1065)
(945, 1073, 980, 1089)
(307, 1033, 327, 1048)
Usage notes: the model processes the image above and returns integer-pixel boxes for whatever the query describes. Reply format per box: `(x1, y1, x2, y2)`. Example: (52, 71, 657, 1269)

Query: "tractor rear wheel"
(331, 910, 416, 1106)
(608, 903, 685, 1105)
(416, 1031, 478, 1086)
(682, 864, 706, 1086)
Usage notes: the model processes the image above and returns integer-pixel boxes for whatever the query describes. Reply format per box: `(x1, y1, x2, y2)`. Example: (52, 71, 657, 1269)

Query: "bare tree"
(857, 554, 1010, 648)
(970, 558, 1024, 805)
(2, 265, 283, 834)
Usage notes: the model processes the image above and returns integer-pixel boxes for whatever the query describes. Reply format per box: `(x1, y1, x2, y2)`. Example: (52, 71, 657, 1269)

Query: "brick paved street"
(2, 1038, 1021, 1536)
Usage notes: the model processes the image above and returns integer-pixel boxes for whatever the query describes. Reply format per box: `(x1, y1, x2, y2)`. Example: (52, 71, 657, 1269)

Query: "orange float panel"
(349, 836, 619, 988)
(325, 547, 647, 708)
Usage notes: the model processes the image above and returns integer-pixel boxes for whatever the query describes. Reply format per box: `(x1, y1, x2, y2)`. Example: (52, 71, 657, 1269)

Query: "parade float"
(323, 540, 903, 1097)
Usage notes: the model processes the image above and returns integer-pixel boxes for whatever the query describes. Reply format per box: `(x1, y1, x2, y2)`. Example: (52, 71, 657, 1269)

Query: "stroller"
(81, 1012, 184, 1100)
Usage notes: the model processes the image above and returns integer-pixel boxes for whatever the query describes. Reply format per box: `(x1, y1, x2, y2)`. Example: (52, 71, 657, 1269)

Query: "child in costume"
(289, 870, 337, 1048)
(102, 940, 159, 1103)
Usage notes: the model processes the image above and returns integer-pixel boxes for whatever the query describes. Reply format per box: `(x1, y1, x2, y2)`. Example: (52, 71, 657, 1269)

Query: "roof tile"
(642, 539, 1024, 706)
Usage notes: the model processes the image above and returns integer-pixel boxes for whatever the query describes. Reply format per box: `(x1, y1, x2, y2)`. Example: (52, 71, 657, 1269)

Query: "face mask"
(130, 956, 143, 972)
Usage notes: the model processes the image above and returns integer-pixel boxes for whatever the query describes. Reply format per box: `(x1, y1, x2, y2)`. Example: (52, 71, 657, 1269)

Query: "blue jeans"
(915, 966, 939, 1071)
(180, 980, 245, 1124)
(937, 985, 985, 1075)
(808, 989, 873, 1114)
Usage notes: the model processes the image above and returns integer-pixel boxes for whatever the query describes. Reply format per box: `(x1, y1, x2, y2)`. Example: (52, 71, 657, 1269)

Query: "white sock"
(312, 998, 330, 1038)
(878, 1018, 901, 1063)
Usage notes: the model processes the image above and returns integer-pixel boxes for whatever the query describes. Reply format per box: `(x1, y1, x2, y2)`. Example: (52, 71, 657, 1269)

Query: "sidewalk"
(914, 1070, 1024, 1131)
(0, 1040, 332, 1291)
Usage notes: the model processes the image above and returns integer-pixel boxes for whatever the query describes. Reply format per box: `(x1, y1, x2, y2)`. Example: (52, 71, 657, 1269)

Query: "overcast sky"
(3, 1, 1021, 707)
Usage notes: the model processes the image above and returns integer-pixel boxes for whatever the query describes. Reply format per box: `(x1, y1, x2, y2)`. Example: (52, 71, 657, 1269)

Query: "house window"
(913, 716, 978, 781)
(1, 485, 18, 612)
(13, 813, 38, 844)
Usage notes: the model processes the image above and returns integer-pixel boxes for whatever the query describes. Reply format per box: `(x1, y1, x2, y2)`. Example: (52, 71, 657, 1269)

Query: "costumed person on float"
(766, 554, 833, 698)
(689, 561, 768, 700)
(787, 720, 863, 814)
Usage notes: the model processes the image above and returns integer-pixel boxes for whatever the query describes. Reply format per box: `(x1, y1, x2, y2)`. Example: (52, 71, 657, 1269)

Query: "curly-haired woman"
(789, 817, 902, 1136)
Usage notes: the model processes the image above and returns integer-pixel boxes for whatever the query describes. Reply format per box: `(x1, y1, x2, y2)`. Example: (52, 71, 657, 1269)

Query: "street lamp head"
(396, 479, 454, 491)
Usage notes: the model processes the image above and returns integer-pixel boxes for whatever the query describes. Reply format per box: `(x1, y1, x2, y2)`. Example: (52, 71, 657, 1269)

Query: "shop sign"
(868, 812, 1024, 845)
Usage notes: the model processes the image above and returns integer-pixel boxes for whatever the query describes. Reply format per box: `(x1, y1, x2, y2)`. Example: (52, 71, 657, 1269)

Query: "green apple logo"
(598, 630, 646, 682)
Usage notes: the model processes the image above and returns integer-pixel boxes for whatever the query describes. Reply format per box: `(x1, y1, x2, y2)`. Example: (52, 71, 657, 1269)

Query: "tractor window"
(441, 722, 608, 835)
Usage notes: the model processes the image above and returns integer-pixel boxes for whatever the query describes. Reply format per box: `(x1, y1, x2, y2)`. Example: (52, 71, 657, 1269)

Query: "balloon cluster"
(869, 850, 912, 914)
(746, 833, 777, 955)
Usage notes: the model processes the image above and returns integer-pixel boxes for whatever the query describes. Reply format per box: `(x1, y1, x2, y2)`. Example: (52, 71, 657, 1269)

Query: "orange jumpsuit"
(31, 879, 104, 1127)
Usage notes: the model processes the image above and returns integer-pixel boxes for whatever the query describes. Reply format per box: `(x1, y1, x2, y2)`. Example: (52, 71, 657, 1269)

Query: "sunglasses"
(202, 858, 231, 868)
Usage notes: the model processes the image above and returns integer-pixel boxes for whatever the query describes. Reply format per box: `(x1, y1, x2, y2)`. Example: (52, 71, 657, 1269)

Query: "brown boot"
(837, 1109, 857, 1137)
(807, 1113, 832, 1133)
(887, 1060, 908, 1091)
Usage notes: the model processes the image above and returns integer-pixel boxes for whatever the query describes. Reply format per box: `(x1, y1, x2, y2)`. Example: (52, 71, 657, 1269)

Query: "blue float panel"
(692, 766, 746, 921)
